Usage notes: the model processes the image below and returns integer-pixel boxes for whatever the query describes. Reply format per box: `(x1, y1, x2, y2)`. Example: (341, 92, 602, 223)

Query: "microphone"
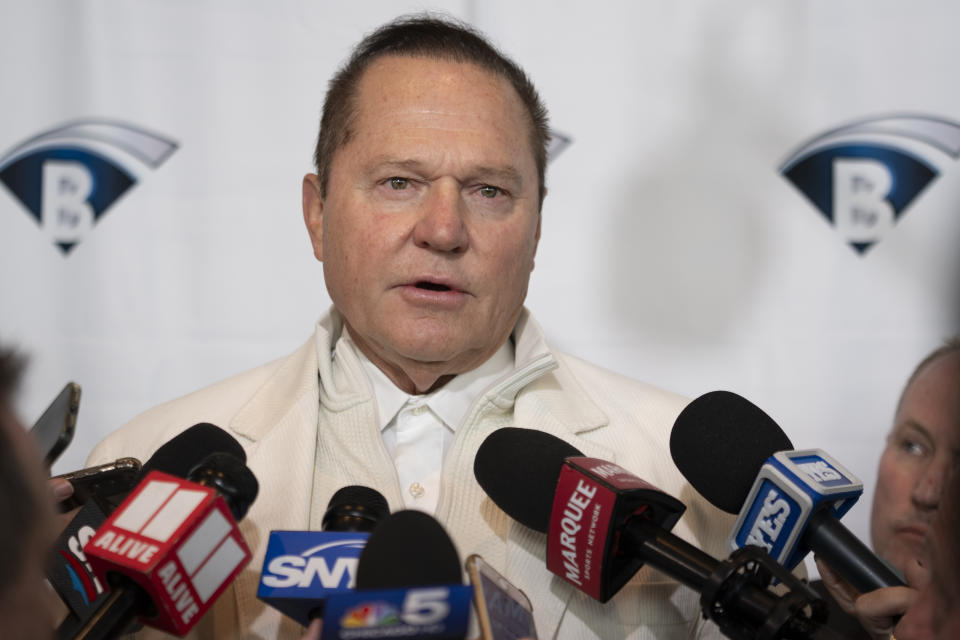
(670, 390, 905, 593)
(474, 427, 825, 640)
(78, 445, 258, 637)
(50, 423, 248, 637)
(257, 485, 389, 626)
(321, 510, 473, 640)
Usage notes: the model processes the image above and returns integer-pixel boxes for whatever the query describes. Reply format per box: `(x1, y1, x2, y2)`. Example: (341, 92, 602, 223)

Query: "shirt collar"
(338, 331, 516, 433)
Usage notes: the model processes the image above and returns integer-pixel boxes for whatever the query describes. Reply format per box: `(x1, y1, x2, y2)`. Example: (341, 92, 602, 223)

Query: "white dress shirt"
(336, 330, 515, 514)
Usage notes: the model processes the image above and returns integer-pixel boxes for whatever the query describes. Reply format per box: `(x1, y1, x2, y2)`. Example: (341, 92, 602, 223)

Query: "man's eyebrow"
(366, 157, 524, 186)
(469, 165, 524, 187)
(899, 419, 935, 443)
(367, 157, 429, 173)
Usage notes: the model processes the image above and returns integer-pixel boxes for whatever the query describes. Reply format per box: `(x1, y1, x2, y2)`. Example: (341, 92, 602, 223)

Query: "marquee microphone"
(474, 427, 825, 640)
(257, 485, 390, 626)
(670, 390, 905, 594)
(77, 449, 258, 638)
(50, 423, 248, 637)
(320, 510, 473, 640)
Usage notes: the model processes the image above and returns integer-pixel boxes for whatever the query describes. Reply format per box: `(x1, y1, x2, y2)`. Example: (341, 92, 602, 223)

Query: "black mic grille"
(669, 391, 792, 513)
(473, 427, 583, 532)
(356, 510, 462, 589)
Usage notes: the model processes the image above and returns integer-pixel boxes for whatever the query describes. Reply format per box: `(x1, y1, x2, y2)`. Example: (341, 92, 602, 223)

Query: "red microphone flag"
(84, 471, 251, 636)
(546, 457, 685, 602)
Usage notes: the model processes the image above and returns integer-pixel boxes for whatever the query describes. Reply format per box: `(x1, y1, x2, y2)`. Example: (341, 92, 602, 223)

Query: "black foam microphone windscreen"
(140, 422, 246, 478)
(473, 426, 583, 532)
(356, 510, 462, 589)
(323, 485, 390, 532)
(669, 391, 793, 513)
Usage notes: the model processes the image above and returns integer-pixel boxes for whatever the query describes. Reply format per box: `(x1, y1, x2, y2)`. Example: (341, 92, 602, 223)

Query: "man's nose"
(412, 181, 469, 253)
(911, 459, 945, 510)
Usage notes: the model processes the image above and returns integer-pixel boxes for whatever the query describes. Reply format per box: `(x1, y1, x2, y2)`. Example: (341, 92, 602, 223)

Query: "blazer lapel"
(225, 331, 324, 637)
(487, 350, 617, 640)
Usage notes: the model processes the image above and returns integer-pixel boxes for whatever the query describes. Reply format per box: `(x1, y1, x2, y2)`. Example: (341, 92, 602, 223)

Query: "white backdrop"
(2, 0, 958, 575)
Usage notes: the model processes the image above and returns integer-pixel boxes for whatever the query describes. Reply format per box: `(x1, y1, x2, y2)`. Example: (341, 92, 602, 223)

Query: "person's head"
(312, 15, 549, 207)
(0, 347, 56, 639)
(895, 460, 960, 639)
(302, 16, 549, 394)
(870, 338, 960, 573)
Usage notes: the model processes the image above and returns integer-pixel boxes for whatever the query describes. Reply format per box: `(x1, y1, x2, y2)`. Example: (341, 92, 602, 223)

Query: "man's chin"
(886, 543, 929, 575)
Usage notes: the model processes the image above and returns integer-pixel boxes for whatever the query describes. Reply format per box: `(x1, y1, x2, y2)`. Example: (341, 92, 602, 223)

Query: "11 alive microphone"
(76, 449, 259, 638)
(670, 390, 905, 594)
(257, 485, 390, 626)
(51, 423, 248, 638)
(474, 427, 826, 640)
(320, 510, 473, 640)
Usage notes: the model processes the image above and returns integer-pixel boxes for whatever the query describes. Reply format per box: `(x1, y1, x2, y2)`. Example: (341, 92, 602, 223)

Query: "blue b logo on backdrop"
(0, 119, 178, 255)
(779, 114, 960, 254)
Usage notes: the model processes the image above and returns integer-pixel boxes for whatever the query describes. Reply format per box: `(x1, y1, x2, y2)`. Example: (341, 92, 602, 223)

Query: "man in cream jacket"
(88, 15, 733, 639)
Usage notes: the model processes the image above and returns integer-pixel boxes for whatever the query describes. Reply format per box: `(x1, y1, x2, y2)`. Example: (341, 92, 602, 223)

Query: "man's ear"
(302, 173, 324, 262)
(531, 213, 542, 272)
(530, 187, 546, 272)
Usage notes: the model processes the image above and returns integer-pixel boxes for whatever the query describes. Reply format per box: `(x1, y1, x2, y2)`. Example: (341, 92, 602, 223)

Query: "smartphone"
(53, 457, 142, 513)
(29, 381, 81, 467)
(465, 553, 538, 640)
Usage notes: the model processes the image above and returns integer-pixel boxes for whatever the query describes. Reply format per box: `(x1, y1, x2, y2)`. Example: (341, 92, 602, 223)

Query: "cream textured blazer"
(88, 308, 734, 639)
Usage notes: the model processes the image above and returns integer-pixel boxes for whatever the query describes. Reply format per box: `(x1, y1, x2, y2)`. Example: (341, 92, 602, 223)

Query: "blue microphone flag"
(729, 448, 861, 569)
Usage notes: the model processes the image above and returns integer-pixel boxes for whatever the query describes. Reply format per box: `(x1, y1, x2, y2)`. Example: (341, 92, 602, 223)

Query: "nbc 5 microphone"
(670, 390, 905, 594)
(474, 427, 826, 640)
(77, 447, 258, 638)
(320, 510, 473, 640)
(257, 485, 390, 626)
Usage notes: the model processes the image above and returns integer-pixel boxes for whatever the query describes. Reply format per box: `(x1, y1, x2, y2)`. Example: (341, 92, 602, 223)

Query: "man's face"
(303, 55, 541, 392)
(870, 352, 960, 573)
(895, 483, 960, 640)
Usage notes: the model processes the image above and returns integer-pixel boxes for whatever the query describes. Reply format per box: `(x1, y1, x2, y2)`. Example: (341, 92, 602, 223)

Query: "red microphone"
(545, 456, 685, 601)
(81, 453, 257, 637)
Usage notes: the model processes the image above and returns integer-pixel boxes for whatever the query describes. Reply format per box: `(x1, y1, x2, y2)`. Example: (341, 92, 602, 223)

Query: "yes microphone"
(321, 510, 472, 640)
(475, 427, 825, 640)
(79, 450, 258, 638)
(257, 485, 390, 626)
(670, 390, 905, 593)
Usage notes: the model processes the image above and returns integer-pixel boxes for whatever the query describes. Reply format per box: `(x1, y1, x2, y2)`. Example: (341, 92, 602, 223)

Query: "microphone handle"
(622, 518, 783, 627)
(803, 509, 906, 593)
(71, 584, 146, 640)
(622, 517, 715, 589)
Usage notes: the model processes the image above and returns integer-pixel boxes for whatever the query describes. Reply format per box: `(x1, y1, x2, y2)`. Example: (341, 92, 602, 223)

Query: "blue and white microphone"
(321, 510, 472, 640)
(257, 486, 389, 626)
(730, 449, 860, 570)
(671, 390, 905, 594)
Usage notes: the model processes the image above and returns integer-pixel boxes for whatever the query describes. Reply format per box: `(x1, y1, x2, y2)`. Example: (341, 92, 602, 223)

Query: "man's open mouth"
(415, 281, 452, 292)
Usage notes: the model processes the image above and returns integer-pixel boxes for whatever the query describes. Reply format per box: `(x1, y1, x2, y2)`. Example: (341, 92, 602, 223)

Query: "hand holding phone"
(53, 457, 142, 513)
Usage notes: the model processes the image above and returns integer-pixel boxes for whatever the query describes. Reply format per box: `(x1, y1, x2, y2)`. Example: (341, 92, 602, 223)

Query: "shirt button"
(409, 482, 425, 499)
(411, 405, 427, 416)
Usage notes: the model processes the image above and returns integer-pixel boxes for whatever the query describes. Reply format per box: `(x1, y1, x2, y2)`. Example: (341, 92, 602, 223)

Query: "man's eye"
(478, 185, 500, 198)
(389, 177, 409, 190)
(902, 439, 926, 456)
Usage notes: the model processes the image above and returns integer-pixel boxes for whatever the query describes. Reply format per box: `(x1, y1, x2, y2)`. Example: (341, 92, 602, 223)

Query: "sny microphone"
(321, 510, 473, 640)
(257, 485, 390, 626)
(474, 427, 826, 640)
(80, 449, 258, 638)
(670, 390, 905, 594)
(50, 423, 247, 638)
